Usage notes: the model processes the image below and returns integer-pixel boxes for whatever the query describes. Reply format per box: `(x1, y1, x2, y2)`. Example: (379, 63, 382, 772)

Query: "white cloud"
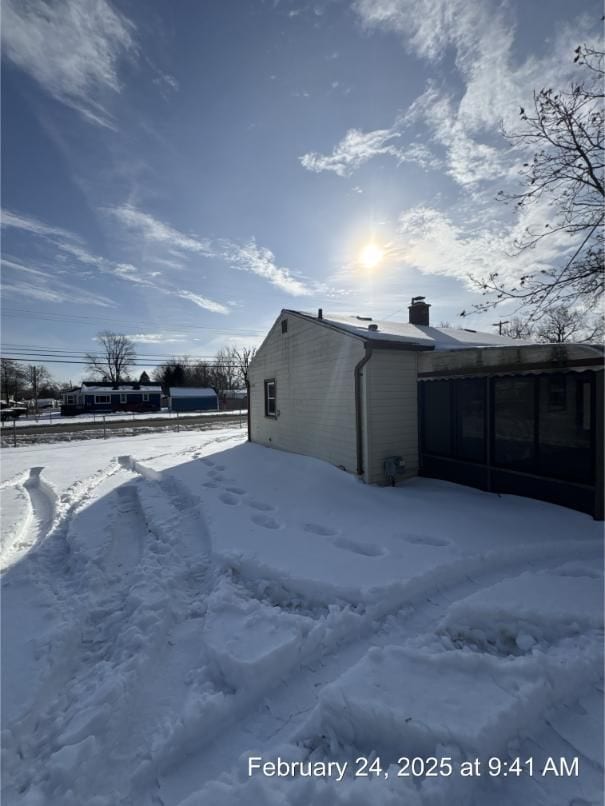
(2, 257, 115, 306)
(1, 0, 136, 128)
(300, 127, 440, 177)
(177, 290, 230, 315)
(350, 0, 598, 188)
(397, 203, 577, 288)
(220, 239, 312, 296)
(108, 204, 315, 296)
(127, 333, 188, 344)
(107, 204, 213, 255)
(2, 208, 226, 311)
(2, 209, 79, 241)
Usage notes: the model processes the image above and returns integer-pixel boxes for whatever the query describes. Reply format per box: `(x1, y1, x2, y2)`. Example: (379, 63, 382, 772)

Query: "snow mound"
(204, 578, 315, 690)
(298, 641, 603, 764)
(439, 568, 604, 654)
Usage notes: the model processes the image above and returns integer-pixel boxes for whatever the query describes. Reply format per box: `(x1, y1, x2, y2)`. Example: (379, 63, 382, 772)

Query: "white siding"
(362, 350, 419, 484)
(249, 313, 364, 473)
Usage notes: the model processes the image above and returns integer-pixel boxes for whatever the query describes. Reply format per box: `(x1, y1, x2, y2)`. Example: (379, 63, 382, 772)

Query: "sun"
(359, 241, 384, 269)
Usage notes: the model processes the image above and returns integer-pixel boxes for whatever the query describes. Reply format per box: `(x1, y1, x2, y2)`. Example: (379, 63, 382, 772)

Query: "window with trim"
(120, 393, 127, 404)
(143, 393, 149, 402)
(95, 395, 111, 404)
(264, 379, 276, 417)
(65, 395, 74, 404)
(281, 319, 288, 334)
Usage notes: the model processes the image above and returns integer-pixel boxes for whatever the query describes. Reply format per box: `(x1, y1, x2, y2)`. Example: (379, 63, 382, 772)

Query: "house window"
(65, 395, 74, 404)
(264, 380, 276, 417)
(120, 394, 127, 404)
(281, 319, 288, 334)
(95, 395, 111, 404)
(143, 393, 149, 402)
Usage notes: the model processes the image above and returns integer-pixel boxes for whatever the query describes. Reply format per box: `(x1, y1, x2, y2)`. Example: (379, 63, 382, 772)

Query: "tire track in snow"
(2, 477, 178, 804)
(0, 467, 56, 572)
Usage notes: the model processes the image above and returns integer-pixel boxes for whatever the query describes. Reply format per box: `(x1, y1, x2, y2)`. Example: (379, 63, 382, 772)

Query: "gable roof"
(169, 387, 217, 398)
(287, 310, 526, 351)
(81, 385, 162, 394)
(81, 381, 160, 388)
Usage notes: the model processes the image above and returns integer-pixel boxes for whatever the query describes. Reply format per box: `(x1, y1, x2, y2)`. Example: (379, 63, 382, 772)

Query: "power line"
(1, 356, 246, 367)
(2, 347, 241, 361)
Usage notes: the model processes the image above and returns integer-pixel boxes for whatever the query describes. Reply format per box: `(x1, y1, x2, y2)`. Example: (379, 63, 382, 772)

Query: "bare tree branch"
(85, 331, 137, 383)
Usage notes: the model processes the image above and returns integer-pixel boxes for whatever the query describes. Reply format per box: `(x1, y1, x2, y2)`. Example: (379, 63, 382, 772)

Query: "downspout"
(354, 343, 372, 476)
(245, 379, 251, 441)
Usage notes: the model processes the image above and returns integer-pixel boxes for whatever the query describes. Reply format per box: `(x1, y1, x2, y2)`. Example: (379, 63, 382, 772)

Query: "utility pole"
(492, 320, 510, 336)
(33, 366, 38, 415)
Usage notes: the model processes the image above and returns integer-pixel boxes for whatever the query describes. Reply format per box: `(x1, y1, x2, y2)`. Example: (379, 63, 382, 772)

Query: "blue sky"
(1, 0, 600, 381)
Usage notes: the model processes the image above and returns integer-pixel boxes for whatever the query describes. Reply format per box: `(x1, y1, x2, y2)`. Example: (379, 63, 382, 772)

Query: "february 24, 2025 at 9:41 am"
(247, 755, 580, 782)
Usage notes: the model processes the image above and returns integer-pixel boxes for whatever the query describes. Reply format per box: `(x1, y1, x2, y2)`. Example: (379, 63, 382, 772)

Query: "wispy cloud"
(107, 204, 315, 296)
(1, 207, 230, 312)
(2, 257, 115, 306)
(1, 0, 136, 128)
(220, 239, 312, 296)
(397, 203, 577, 289)
(350, 0, 597, 188)
(127, 333, 188, 344)
(176, 290, 230, 315)
(300, 127, 439, 177)
(108, 204, 213, 254)
(2, 209, 79, 241)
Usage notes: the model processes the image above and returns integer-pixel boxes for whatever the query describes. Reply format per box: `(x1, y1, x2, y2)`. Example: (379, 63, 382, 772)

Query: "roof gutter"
(354, 342, 373, 477)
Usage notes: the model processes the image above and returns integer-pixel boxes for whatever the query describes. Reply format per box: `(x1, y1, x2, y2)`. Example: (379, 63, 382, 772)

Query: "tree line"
(1, 332, 257, 405)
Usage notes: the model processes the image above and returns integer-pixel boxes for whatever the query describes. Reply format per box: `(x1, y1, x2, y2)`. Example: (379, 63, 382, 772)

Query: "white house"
(248, 300, 603, 518)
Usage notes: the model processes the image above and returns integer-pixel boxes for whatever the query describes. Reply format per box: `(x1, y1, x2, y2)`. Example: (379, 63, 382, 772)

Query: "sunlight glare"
(359, 242, 384, 270)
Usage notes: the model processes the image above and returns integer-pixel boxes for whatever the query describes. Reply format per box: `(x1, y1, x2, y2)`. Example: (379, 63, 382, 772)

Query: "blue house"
(61, 382, 162, 416)
(169, 387, 218, 412)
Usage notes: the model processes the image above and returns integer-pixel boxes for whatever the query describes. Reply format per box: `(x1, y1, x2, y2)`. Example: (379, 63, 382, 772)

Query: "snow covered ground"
(1, 426, 603, 806)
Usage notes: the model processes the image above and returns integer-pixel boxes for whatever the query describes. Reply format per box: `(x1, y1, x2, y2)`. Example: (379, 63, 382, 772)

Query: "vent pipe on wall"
(318, 308, 323, 320)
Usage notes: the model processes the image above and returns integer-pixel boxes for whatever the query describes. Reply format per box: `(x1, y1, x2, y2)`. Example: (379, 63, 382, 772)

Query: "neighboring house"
(248, 301, 604, 519)
(61, 382, 162, 415)
(169, 387, 218, 412)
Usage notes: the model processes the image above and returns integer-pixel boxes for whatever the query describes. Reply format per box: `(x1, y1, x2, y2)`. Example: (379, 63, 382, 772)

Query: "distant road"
(1, 411, 247, 447)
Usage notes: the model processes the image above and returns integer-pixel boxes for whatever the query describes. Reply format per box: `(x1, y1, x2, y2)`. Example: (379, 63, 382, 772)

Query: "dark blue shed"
(169, 387, 218, 412)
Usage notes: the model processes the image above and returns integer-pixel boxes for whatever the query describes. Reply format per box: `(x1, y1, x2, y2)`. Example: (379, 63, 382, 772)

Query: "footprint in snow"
(403, 534, 450, 548)
(251, 513, 280, 530)
(213, 464, 226, 471)
(303, 522, 338, 537)
(226, 487, 246, 495)
(203, 482, 218, 489)
(219, 492, 240, 506)
(247, 500, 275, 512)
(332, 536, 384, 557)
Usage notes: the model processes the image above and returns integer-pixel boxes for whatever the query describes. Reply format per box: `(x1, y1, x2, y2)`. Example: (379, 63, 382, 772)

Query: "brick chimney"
(408, 296, 430, 326)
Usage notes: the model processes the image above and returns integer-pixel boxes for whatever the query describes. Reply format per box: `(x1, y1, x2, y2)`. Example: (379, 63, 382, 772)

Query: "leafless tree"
(27, 365, 52, 410)
(469, 45, 604, 318)
(0, 358, 27, 404)
(499, 307, 603, 343)
(500, 318, 535, 340)
(85, 331, 136, 383)
(231, 346, 257, 386)
(534, 306, 604, 343)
